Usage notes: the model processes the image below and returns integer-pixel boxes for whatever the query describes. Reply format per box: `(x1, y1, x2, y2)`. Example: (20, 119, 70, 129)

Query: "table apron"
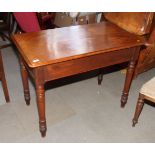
(41, 48, 137, 82)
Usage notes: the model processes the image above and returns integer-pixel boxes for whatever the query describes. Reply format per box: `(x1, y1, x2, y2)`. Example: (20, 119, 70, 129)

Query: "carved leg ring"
(121, 61, 136, 108)
(20, 58, 30, 105)
(36, 85, 47, 137)
(132, 93, 144, 127)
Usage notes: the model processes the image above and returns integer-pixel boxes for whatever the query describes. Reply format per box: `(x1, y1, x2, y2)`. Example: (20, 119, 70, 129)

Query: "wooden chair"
(0, 13, 15, 103)
(132, 76, 155, 126)
(0, 12, 40, 104)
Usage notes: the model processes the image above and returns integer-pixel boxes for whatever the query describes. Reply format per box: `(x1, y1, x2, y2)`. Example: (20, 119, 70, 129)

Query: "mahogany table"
(12, 22, 145, 137)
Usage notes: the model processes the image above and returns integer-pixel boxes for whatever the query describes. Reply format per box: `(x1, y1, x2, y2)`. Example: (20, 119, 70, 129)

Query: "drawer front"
(43, 48, 133, 82)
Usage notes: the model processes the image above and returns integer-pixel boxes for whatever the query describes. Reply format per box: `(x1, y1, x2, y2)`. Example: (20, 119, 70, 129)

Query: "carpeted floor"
(0, 44, 155, 142)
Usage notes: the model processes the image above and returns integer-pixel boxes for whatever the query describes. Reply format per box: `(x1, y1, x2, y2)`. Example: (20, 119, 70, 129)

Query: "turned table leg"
(19, 57, 30, 105)
(36, 84, 47, 137)
(121, 60, 136, 108)
(132, 93, 144, 127)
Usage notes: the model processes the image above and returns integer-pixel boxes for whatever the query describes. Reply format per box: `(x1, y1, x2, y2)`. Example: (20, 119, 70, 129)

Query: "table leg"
(19, 57, 30, 105)
(36, 84, 47, 137)
(121, 60, 136, 108)
(98, 69, 103, 85)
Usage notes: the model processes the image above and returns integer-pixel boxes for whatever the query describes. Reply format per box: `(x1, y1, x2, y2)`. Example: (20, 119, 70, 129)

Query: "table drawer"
(43, 48, 134, 82)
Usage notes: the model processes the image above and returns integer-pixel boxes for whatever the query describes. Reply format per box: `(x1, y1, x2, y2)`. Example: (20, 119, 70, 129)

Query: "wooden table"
(12, 22, 145, 137)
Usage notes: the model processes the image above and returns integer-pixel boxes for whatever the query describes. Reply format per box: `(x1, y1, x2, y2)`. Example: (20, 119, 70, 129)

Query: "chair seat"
(140, 76, 155, 101)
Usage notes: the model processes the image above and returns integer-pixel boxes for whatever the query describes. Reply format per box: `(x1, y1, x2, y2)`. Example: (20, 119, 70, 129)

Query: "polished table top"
(12, 22, 145, 68)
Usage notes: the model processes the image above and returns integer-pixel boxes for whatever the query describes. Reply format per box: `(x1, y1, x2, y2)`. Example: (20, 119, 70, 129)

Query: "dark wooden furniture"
(134, 24, 155, 77)
(101, 12, 155, 78)
(0, 12, 14, 42)
(0, 13, 14, 103)
(12, 22, 145, 137)
(0, 50, 10, 102)
(104, 13, 154, 36)
(37, 12, 56, 29)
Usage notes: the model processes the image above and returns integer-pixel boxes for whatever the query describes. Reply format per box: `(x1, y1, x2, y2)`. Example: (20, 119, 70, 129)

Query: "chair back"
(13, 12, 41, 32)
(104, 12, 154, 35)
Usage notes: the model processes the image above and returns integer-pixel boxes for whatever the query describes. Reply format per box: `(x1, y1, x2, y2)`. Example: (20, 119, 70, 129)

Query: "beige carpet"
(0, 42, 155, 142)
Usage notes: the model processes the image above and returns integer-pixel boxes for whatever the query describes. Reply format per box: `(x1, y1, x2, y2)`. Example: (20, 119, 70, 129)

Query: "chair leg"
(1, 73, 10, 102)
(132, 93, 144, 127)
(0, 52, 10, 102)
